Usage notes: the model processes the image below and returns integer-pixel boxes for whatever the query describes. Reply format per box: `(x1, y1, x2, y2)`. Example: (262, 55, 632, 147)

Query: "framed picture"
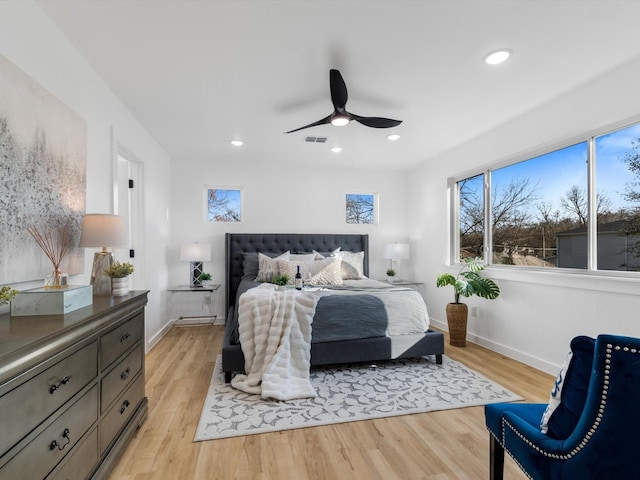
(205, 186, 242, 222)
(345, 192, 378, 225)
(0, 54, 86, 283)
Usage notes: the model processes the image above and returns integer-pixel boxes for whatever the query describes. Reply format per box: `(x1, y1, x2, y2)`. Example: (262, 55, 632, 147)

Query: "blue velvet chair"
(485, 334, 640, 480)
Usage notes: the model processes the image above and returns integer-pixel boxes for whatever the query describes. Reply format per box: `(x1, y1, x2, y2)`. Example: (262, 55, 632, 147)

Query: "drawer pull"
(120, 367, 131, 380)
(49, 428, 71, 451)
(119, 399, 131, 415)
(120, 332, 132, 343)
(49, 375, 72, 394)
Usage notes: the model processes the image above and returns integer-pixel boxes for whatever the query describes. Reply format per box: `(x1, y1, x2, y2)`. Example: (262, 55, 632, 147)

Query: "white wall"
(0, 2, 173, 350)
(170, 158, 410, 318)
(408, 55, 640, 374)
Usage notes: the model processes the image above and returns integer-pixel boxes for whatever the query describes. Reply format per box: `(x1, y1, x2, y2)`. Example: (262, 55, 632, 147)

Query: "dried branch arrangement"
(28, 221, 77, 289)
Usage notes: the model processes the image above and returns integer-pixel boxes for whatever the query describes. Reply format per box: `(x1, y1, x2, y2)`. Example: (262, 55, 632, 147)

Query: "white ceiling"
(37, 0, 640, 171)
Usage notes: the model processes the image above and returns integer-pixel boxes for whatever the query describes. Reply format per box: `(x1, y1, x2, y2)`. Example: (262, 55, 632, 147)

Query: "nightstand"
(168, 285, 221, 325)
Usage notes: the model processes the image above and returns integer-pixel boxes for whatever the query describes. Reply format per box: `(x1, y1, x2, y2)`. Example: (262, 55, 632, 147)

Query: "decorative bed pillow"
(277, 257, 343, 285)
(339, 251, 365, 279)
(290, 253, 317, 262)
(540, 335, 595, 439)
(255, 251, 290, 282)
(313, 247, 341, 260)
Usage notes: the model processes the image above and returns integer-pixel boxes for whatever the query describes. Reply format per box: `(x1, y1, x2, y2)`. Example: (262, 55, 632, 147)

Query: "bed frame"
(222, 233, 444, 382)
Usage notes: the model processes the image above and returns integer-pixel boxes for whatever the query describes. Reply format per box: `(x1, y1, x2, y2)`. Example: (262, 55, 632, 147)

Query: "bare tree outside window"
(346, 193, 375, 224)
(207, 188, 241, 222)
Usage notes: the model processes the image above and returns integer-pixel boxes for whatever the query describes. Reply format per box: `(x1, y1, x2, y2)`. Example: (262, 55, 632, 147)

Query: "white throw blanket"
(231, 284, 323, 400)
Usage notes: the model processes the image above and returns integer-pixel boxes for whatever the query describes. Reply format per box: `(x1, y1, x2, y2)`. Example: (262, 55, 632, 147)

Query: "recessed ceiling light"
(230, 140, 243, 147)
(331, 147, 342, 153)
(387, 134, 401, 141)
(484, 49, 512, 65)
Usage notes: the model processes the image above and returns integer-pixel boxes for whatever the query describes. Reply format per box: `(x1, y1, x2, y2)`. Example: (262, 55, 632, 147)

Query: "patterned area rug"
(194, 354, 521, 441)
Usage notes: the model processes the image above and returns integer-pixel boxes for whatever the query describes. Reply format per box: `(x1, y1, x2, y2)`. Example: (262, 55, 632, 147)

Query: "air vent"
(304, 136, 328, 143)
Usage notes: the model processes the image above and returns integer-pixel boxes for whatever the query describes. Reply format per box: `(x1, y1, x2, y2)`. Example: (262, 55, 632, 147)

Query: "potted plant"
(198, 272, 214, 287)
(386, 268, 397, 283)
(272, 274, 290, 290)
(436, 257, 500, 347)
(0, 285, 18, 313)
(104, 261, 134, 296)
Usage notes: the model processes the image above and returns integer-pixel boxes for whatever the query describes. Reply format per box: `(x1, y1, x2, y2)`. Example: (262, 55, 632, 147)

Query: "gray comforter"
(230, 278, 430, 344)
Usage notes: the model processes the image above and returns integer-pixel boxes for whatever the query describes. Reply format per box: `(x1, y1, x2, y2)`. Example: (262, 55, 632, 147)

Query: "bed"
(222, 233, 444, 383)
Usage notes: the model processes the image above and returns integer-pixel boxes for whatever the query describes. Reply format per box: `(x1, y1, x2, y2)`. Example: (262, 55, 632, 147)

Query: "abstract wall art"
(0, 54, 86, 284)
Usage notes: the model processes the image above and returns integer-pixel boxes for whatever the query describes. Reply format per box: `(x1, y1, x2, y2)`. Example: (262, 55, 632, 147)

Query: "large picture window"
(453, 120, 640, 273)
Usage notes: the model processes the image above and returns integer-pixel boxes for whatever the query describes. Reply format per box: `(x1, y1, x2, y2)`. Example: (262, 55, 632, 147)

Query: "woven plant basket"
(446, 303, 468, 347)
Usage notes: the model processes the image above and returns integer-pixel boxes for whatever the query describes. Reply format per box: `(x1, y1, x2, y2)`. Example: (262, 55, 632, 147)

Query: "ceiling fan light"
(331, 147, 342, 153)
(230, 139, 243, 146)
(484, 49, 512, 65)
(387, 134, 400, 141)
(331, 115, 350, 127)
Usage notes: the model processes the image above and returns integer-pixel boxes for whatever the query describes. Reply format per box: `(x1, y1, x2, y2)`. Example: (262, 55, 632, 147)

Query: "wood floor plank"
(108, 325, 552, 479)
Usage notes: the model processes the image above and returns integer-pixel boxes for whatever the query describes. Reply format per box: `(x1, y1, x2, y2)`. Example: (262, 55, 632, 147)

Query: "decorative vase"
(111, 277, 130, 297)
(446, 302, 468, 347)
(44, 268, 69, 290)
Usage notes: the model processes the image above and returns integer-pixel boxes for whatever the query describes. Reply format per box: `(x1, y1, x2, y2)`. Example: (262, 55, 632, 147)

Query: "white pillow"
(255, 251, 290, 282)
(290, 253, 317, 262)
(540, 350, 572, 434)
(339, 251, 365, 279)
(277, 257, 343, 286)
(313, 247, 341, 260)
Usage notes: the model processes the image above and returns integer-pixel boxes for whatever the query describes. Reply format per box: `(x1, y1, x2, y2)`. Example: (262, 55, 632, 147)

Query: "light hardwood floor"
(108, 325, 552, 479)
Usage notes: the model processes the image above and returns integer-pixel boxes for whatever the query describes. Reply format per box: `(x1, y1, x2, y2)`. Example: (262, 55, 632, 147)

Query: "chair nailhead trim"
(501, 341, 639, 462)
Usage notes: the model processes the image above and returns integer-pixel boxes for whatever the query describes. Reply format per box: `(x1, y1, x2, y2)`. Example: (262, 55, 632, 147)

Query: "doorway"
(114, 147, 145, 290)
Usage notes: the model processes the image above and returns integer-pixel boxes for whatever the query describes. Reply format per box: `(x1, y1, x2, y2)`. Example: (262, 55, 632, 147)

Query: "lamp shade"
(180, 242, 211, 262)
(383, 243, 410, 260)
(79, 214, 128, 249)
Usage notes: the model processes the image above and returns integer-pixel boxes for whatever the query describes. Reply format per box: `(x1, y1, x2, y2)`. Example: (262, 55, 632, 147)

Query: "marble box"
(11, 285, 93, 316)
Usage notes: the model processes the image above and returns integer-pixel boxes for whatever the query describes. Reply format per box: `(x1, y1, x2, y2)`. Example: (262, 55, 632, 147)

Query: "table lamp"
(79, 214, 128, 295)
(180, 242, 211, 287)
(383, 243, 410, 281)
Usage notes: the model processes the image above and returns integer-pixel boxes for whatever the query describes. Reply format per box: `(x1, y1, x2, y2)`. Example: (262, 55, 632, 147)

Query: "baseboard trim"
(430, 317, 558, 375)
(146, 320, 173, 353)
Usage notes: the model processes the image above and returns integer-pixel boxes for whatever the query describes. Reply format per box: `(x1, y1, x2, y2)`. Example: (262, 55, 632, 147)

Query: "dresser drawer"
(0, 385, 98, 480)
(100, 373, 144, 454)
(101, 344, 142, 413)
(0, 341, 98, 458)
(47, 427, 98, 480)
(100, 313, 143, 372)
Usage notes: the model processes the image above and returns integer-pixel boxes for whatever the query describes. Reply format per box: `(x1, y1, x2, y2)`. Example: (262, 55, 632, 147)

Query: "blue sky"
(487, 122, 640, 216)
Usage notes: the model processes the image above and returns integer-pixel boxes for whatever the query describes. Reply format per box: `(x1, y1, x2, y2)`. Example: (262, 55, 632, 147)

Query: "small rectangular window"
(206, 187, 241, 222)
(345, 193, 377, 224)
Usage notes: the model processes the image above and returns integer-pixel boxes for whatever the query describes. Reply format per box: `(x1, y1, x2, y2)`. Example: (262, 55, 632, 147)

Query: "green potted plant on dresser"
(104, 261, 134, 296)
(436, 257, 500, 347)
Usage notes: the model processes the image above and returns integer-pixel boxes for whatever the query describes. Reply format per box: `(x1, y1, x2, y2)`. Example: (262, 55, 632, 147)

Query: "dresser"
(0, 291, 149, 480)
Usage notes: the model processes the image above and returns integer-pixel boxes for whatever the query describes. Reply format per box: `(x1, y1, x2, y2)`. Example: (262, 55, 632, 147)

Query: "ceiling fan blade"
(350, 114, 402, 129)
(330, 69, 348, 109)
(284, 114, 333, 134)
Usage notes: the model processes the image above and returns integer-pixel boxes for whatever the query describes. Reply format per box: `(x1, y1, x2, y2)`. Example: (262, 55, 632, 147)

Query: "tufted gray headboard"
(225, 233, 369, 314)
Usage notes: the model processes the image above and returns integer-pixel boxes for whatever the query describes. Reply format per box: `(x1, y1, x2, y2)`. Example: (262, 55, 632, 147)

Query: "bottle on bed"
(295, 265, 303, 290)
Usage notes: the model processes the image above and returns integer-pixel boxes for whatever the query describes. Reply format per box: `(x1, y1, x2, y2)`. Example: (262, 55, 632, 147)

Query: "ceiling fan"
(284, 69, 402, 134)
